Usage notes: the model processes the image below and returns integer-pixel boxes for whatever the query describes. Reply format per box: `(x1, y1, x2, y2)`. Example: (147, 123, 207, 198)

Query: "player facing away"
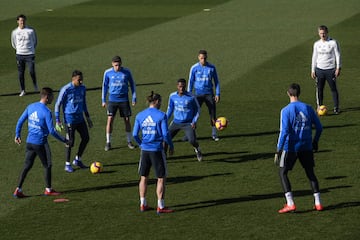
(188, 50, 220, 141)
(166, 78, 202, 161)
(11, 14, 38, 96)
(14, 88, 67, 198)
(102, 55, 137, 151)
(55, 70, 93, 173)
(133, 92, 175, 214)
(276, 83, 323, 213)
(311, 25, 341, 114)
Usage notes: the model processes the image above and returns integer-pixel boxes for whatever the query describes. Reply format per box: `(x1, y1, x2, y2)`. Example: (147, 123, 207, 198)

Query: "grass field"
(0, 0, 359, 239)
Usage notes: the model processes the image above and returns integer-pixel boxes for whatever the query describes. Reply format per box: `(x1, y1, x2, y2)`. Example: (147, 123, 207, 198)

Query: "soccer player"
(11, 14, 38, 97)
(311, 25, 341, 114)
(133, 92, 175, 214)
(166, 78, 202, 161)
(13, 88, 67, 198)
(276, 83, 323, 213)
(55, 70, 93, 173)
(102, 56, 137, 151)
(188, 50, 220, 141)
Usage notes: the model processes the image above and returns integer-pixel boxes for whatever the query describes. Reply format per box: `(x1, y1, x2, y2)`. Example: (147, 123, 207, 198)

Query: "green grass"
(0, 0, 359, 239)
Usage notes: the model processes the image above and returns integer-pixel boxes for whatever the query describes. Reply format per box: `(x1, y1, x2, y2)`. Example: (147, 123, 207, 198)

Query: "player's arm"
(132, 118, 142, 146)
(101, 72, 109, 107)
(15, 108, 28, 144)
(166, 95, 174, 120)
(334, 41, 341, 78)
(187, 67, 195, 92)
(213, 66, 220, 100)
(46, 111, 66, 143)
(128, 71, 136, 105)
(311, 43, 318, 79)
(191, 96, 201, 126)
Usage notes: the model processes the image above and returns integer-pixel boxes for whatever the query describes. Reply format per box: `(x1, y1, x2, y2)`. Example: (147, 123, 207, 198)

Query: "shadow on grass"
(172, 185, 353, 212)
(60, 173, 231, 194)
(0, 82, 164, 97)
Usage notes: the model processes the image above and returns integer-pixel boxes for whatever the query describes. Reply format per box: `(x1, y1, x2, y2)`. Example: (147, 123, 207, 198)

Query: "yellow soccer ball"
(90, 161, 103, 174)
(317, 105, 328, 116)
(215, 117, 228, 131)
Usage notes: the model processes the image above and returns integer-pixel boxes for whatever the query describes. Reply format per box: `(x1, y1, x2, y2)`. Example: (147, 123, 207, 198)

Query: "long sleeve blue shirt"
(166, 91, 200, 125)
(55, 82, 89, 124)
(16, 102, 66, 145)
(188, 62, 220, 96)
(102, 67, 136, 103)
(277, 101, 322, 152)
(133, 107, 173, 151)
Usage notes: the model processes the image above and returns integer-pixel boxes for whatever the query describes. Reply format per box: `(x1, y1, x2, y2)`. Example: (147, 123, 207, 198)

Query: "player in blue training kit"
(188, 50, 220, 141)
(166, 78, 202, 161)
(55, 70, 93, 173)
(133, 92, 175, 214)
(102, 55, 137, 151)
(14, 88, 67, 198)
(275, 83, 323, 213)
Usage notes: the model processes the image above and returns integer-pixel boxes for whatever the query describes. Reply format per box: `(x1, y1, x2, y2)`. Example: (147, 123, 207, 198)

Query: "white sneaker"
(19, 91, 26, 97)
(194, 148, 202, 162)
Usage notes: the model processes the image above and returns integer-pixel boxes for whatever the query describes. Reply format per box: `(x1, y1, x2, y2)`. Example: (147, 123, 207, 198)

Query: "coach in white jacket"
(311, 25, 341, 114)
(11, 14, 38, 97)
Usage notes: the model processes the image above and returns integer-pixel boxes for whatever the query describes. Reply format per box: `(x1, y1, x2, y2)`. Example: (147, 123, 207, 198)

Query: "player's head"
(40, 87, 54, 104)
(112, 56, 122, 71)
(16, 14, 26, 28)
(147, 91, 162, 109)
(318, 25, 328, 40)
(177, 78, 186, 95)
(287, 83, 301, 97)
(198, 50, 208, 66)
(72, 70, 83, 86)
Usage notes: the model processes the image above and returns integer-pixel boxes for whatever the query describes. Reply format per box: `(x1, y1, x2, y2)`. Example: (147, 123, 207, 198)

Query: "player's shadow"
(171, 185, 353, 213)
(60, 173, 231, 194)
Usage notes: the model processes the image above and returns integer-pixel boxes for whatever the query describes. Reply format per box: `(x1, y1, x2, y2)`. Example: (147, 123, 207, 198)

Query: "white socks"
(285, 192, 294, 206)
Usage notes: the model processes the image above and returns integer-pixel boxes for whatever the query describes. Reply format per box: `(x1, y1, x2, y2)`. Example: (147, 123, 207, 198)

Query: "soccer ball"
(215, 117, 228, 131)
(90, 161, 103, 174)
(317, 105, 328, 116)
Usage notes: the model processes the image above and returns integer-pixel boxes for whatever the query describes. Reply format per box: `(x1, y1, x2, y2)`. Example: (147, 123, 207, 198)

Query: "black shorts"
(107, 101, 131, 118)
(279, 150, 315, 170)
(196, 94, 216, 119)
(138, 150, 167, 178)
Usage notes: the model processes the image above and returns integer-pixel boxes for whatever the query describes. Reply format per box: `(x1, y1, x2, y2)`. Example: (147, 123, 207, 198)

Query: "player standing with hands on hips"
(13, 88, 67, 198)
(133, 92, 175, 214)
(55, 70, 93, 173)
(275, 83, 323, 213)
(311, 25, 341, 114)
(102, 56, 137, 151)
(11, 14, 38, 97)
(188, 50, 220, 141)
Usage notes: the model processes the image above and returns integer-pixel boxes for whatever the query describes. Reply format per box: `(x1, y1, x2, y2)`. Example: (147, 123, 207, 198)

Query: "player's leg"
(315, 68, 326, 108)
(120, 101, 135, 149)
(73, 122, 89, 168)
(16, 55, 26, 95)
(278, 151, 297, 213)
(326, 69, 340, 113)
(299, 151, 323, 210)
(105, 102, 117, 151)
(139, 151, 151, 211)
(64, 124, 75, 172)
(204, 94, 218, 141)
(184, 124, 202, 161)
(152, 151, 173, 213)
(13, 143, 36, 197)
(27, 55, 38, 91)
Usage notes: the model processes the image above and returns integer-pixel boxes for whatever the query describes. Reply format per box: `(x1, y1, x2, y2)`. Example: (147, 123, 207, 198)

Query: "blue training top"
(102, 67, 136, 103)
(55, 82, 89, 124)
(166, 91, 200, 125)
(16, 102, 66, 145)
(188, 62, 220, 96)
(133, 107, 173, 151)
(277, 101, 322, 152)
